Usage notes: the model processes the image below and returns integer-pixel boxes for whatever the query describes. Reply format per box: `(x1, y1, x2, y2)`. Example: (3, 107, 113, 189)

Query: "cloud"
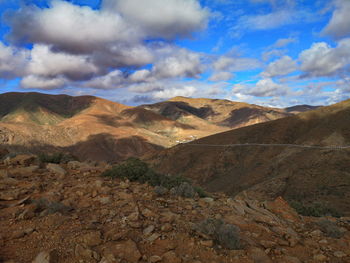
(322, 0, 350, 39)
(21, 75, 66, 90)
(153, 85, 197, 100)
(28, 44, 100, 81)
(299, 39, 350, 77)
(152, 47, 203, 79)
(233, 78, 289, 97)
(84, 70, 126, 90)
(106, 0, 209, 39)
(273, 37, 297, 48)
(0, 42, 28, 79)
(5, 1, 138, 54)
(208, 71, 234, 81)
(262, 55, 298, 77)
(213, 55, 261, 72)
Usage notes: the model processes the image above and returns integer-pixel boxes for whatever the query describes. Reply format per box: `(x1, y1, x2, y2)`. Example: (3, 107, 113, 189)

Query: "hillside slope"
(146, 99, 350, 215)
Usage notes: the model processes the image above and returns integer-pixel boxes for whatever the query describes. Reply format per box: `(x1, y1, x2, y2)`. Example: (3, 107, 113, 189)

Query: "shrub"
(194, 218, 241, 249)
(289, 200, 341, 218)
(32, 198, 71, 215)
(38, 152, 77, 164)
(102, 158, 207, 197)
(317, 219, 344, 238)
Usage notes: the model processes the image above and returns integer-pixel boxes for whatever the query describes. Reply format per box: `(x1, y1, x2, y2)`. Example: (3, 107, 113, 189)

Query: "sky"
(0, 0, 349, 107)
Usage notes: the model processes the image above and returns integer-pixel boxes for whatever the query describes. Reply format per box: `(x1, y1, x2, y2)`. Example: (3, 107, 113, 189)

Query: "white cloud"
(153, 85, 197, 100)
(21, 75, 66, 90)
(6, 1, 138, 54)
(84, 70, 125, 90)
(209, 71, 234, 81)
(299, 39, 350, 77)
(262, 55, 298, 77)
(322, 0, 350, 39)
(152, 48, 203, 79)
(273, 37, 297, 48)
(0, 42, 28, 79)
(262, 49, 285, 61)
(129, 69, 153, 83)
(28, 44, 100, 81)
(233, 78, 289, 97)
(107, 0, 209, 39)
(213, 56, 261, 72)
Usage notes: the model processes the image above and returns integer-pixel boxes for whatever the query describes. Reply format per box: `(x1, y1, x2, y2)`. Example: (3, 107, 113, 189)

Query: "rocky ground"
(0, 155, 350, 263)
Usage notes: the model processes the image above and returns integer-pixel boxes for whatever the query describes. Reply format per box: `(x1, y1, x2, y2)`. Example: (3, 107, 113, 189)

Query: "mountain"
(284, 104, 320, 114)
(0, 92, 305, 163)
(146, 99, 350, 215)
(140, 96, 291, 130)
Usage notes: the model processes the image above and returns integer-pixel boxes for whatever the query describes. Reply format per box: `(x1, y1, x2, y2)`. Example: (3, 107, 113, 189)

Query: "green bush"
(102, 158, 206, 196)
(38, 152, 77, 164)
(290, 200, 341, 218)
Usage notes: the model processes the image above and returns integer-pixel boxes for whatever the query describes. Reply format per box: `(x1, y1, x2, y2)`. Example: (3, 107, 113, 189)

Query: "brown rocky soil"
(1, 155, 349, 263)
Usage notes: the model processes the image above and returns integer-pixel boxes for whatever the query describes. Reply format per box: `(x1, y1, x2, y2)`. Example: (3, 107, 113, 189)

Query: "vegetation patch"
(38, 152, 77, 164)
(289, 200, 342, 218)
(102, 157, 208, 197)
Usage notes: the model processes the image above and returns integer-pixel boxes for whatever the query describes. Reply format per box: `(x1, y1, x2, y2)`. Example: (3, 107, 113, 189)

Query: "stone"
(313, 254, 327, 261)
(149, 255, 162, 262)
(201, 240, 214, 247)
(333, 251, 346, 258)
(32, 250, 59, 263)
(161, 223, 172, 232)
(111, 239, 141, 263)
(143, 225, 155, 235)
(75, 244, 94, 260)
(9, 154, 37, 166)
(10, 165, 39, 175)
(46, 163, 66, 177)
(80, 231, 102, 247)
(147, 233, 160, 242)
(248, 247, 273, 263)
(162, 251, 181, 263)
(280, 256, 301, 263)
(174, 182, 196, 198)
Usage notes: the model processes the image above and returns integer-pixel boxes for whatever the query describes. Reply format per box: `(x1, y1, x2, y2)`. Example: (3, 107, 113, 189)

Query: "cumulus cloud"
(84, 70, 126, 90)
(152, 47, 203, 79)
(233, 78, 289, 97)
(28, 45, 100, 81)
(299, 39, 350, 77)
(322, 0, 350, 39)
(153, 85, 197, 100)
(209, 71, 234, 81)
(0, 42, 28, 79)
(273, 37, 297, 48)
(106, 0, 209, 39)
(262, 55, 298, 77)
(21, 75, 66, 90)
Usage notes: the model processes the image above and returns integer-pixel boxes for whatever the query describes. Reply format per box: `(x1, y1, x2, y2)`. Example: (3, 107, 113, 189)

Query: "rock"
(80, 231, 102, 247)
(248, 247, 273, 263)
(147, 233, 160, 242)
(111, 239, 141, 263)
(259, 240, 277, 249)
(280, 256, 301, 263)
(149, 255, 162, 262)
(143, 225, 155, 235)
(75, 244, 94, 260)
(46, 163, 66, 177)
(10, 165, 39, 175)
(200, 240, 214, 247)
(97, 196, 110, 205)
(333, 251, 346, 258)
(161, 223, 172, 232)
(154, 186, 168, 196)
(9, 154, 37, 166)
(0, 148, 9, 160)
(142, 208, 156, 218)
(317, 219, 344, 238)
(67, 161, 90, 170)
(32, 250, 59, 263)
(313, 254, 327, 261)
(202, 197, 214, 203)
(162, 251, 181, 263)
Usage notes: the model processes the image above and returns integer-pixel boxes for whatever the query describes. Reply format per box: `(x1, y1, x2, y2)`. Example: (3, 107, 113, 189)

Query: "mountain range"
(0, 92, 305, 162)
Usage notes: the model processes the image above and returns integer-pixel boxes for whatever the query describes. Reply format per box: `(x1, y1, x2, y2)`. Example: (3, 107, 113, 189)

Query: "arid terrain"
(0, 154, 349, 263)
(147, 99, 350, 216)
(0, 92, 297, 163)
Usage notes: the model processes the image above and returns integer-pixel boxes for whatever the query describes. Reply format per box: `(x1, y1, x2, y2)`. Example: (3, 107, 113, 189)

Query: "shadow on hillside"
(2, 133, 164, 164)
(93, 114, 134, 128)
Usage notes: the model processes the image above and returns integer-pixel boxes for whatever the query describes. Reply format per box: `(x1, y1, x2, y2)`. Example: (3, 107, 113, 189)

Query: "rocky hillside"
(0, 153, 349, 263)
(146, 99, 350, 216)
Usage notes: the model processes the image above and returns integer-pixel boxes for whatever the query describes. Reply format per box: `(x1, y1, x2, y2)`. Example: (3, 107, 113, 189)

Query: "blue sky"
(0, 0, 349, 107)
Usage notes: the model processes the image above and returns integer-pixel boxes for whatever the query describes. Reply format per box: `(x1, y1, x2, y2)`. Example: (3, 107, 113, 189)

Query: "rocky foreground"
(0, 155, 350, 263)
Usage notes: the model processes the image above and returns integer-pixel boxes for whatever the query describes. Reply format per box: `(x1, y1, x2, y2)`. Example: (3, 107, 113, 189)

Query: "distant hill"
(284, 104, 320, 114)
(146, 99, 350, 215)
